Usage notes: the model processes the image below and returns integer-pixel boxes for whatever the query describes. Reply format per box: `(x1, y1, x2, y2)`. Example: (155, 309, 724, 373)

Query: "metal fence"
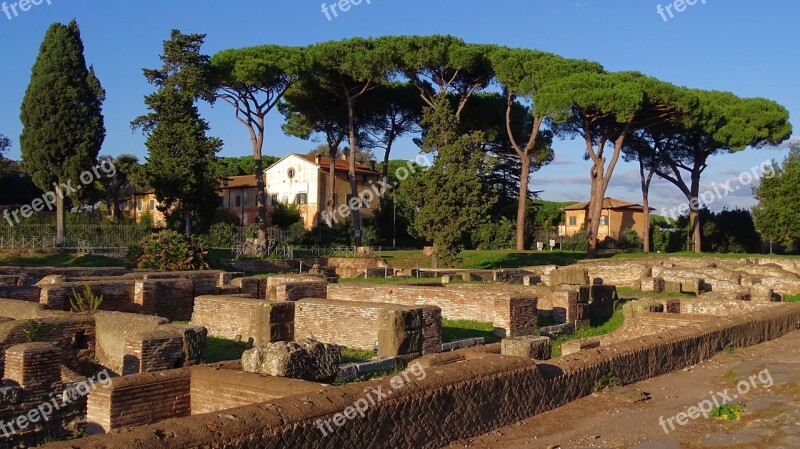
(0, 224, 152, 249)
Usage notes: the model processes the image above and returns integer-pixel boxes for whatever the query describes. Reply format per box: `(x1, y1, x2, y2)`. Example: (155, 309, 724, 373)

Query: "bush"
(70, 284, 104, 314)
(133, 230, 209, 270)
(651, 227, 683, 253)
(471, 218, 516, 250)
(271, 202, 303, 229)
(618, 228, 643, 253)
(561, 231, 588, 252)
(197, 222, 240, 248)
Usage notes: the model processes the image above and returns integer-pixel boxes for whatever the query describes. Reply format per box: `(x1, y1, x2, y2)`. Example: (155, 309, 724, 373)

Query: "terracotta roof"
(562, 197, 650, 211)
(295, 154, 380, 175)
(221, 175, 259, 189)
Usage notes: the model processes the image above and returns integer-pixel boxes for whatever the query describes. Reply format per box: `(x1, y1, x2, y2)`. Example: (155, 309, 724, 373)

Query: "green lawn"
(205, 337, 251, 363)
(381, 250, 587, 270)
(613, 252, 800, 260)
(550, 302, 628, 358)
(340, 347, 376, 363)
(442, 319, 500, 344)
(0, 253, 124, 267)
(785, 294, 800, 303)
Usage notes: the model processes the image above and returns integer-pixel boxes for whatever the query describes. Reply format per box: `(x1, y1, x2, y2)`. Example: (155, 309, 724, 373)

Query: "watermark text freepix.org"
(658, 368, 773, 434)
(0, 369, 112, 437)
(657, 0, 707, 22)
(660, 160, 773, 222)
(321, 0, 371, 21)
(2, 0, 52, 21)
(315, 361, 426, 436)
(2, 160, 117, 227)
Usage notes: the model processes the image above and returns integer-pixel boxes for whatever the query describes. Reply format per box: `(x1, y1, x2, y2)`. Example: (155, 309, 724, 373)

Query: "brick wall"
(189, 365, 321, 415)
(221, 258, 328, 275)
(94, 312, 167, 375)
(266, 275, 327, 301)
(0, 316, 95, 375)
(681, 297, 777, 316)
(327, 284, 537, 337)
(44, 304, 800, 449)
(0, 298, 46, 319)
(294, 298, 441, 356)
(275, 281, 328, 302)
(122, 330, 184, 375)
(230, 276, 265, 299)
(85, 368, 191, 435)
(190, 295, 294, 345)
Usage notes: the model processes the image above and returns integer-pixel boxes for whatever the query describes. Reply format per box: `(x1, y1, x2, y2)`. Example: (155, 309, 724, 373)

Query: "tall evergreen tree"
(133, 30, 222, 236)
(753, 146, 800, 252)
(0, 134, 10, 177)
(20, 20, 105, 244)
(398, 95, 497, 267)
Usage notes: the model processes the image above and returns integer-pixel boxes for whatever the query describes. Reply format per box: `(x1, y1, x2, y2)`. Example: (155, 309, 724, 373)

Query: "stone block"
(561, 337, 600, 356)
(539, 323, 573, 338)
(750, 284, 774, 302)
(501, 336, 551, 360)
(549, 267, 589, 286)
(680, 278, 705, 295)
(441, 337, 484, 352)
(664, 281, 683, 294)
(242, 339, 340, 381)
(165, 324, 208, 366)
(523, 275, 542, 286)
(378, 309, 423, 356)
(640, 277, 665, 293)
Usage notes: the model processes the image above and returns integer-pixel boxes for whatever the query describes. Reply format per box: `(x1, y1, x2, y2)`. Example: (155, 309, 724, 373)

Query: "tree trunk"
(327, 149, 336, 225)
(184, 212, 191, 237)
(431, 242, 438, 269)
(516, 156, 531, 251)
(586, 174, 605, 259)
(690, 171, 702, 253)
(346, 98, 362, 247)
(639, 161, 654, 253)
(381, 144, 392, 198)
(254, 155, 267, 242)
(56, 192, 66, 246)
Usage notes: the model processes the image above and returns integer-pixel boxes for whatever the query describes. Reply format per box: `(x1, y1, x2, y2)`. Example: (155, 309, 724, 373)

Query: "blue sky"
(0, 0, 797, 214)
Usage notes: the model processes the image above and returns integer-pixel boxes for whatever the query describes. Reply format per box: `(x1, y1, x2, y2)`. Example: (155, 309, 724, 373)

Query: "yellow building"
(559, 197, 652, 242)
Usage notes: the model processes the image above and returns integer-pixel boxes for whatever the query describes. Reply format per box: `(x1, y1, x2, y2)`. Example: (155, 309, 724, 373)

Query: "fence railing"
(0, 224, 153, 249)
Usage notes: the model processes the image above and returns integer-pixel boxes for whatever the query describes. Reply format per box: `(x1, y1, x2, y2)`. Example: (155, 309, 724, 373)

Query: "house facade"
(124, 153, 382, 230)
(264, 153, 381, 229)
(559, 197, 651, 242)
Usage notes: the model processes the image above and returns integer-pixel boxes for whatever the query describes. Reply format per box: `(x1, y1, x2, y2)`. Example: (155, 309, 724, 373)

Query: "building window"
(569, 216, 577, 226)
(346, 194, 360, 208)
(295, 193, 308, 205)
(600, 215, 609, 226)
(271, 194, 279, 205)
(149, 199, 155, 211)
(287, 168, 296, 179)
(361, 193, 372, 209)
(235, 195, 242, 207)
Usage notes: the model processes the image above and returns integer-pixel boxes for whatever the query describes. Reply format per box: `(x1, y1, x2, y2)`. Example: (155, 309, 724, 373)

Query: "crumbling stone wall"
(189, 365, 321, 415)
(85, 368, 191, 435)
(327, 284, 537, 337)
(294, 298, 441, 356)
(0, 316, 95, 375)
(94, 312, 167, 375)
(44, 304, 800, 449)
(191, 295, 294, 345)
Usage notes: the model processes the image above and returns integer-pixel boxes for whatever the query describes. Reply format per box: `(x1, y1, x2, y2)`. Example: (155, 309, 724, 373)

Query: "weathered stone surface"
(664, 281, 683, 294)
(441, 337, 484, 352)
(523, 275, 542, 286)
(378, 309, 423, 356)
(750, 284, 775, 302)
(547, 267, 589, 286)
(640, 277, 665, 293)
(561, 337, 600, 355)
(242, 339, 340, 381)
(35, 275, 66, 286)
(165, 324, 208, 366)
(539, 323, 572, 338)
(501, 336, 551, 360)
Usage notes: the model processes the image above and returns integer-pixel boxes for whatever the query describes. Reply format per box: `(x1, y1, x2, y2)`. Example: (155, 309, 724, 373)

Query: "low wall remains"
(44, 303, 800, 449)
(191, 295, 294, 345)
(327, 284, 537, 337)
(294, 298, 442, 356)
(0, 315, 95, 375)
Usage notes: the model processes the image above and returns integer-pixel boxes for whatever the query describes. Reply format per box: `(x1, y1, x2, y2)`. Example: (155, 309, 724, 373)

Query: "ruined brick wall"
(190, 295, 294, 346)
(44, 303, 800, 449)
(85, 368, 191, 435)
(266, 275, 327, 301)
(681, 297, 777, 316)
(230, 277, 266, 299)
(122, 330, 184, 375)
(189, 366, 321, 415)
(0, 286, 41, 302)
(133, 270, 239, 296)
(94, 312, 167, 375)
(294, 298, 441, 355)
(327, 284, 537, 337)
(0, 298, 46, 319)
(221, 258, 328, 275)
(275, 281, 328, 302)
(0, 316, 95, 375)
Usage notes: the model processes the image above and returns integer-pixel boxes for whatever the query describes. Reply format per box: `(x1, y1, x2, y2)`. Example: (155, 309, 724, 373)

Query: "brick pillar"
(123, 330, 184, 375)
(4, 343, 61, 398)
(134, 281, 158, 315)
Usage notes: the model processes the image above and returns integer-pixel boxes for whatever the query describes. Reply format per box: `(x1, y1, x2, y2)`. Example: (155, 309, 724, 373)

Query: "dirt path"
(447, 330, 800, 449)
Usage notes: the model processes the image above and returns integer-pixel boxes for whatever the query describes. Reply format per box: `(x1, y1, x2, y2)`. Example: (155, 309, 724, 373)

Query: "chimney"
(315, 153, 322, 165)
(369, 160, 376, 171)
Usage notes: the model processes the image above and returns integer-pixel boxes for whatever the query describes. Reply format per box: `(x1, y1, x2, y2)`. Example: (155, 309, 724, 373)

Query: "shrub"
(198, 222, 240, 248)
(134, 230, 209, 270)
(561, 230, 588, 252)
(70, 284, 104, 314)
(618, 228, 643, 253)
(271, 202, 303, 229)
(471, 218, 516, 250)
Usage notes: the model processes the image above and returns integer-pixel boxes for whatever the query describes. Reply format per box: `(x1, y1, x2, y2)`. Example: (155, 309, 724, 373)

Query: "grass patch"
(380, 250, 587, 270)
(784, 294, 800, 303)
(0, 253, 124, 267)
(616, 287, 694, 299)
(205, 337, 250, 363)
(551, 302, 628, 358)
(711, 403, 745, 420)
(206, 248, 233, 270)
(442, 319, 499, 344)
(340, 347, 376, 363)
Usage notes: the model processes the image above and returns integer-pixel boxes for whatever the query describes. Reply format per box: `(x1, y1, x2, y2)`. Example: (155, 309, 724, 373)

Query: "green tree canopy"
(20, 20, 105, 243)
(754, 145, 800, 251)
